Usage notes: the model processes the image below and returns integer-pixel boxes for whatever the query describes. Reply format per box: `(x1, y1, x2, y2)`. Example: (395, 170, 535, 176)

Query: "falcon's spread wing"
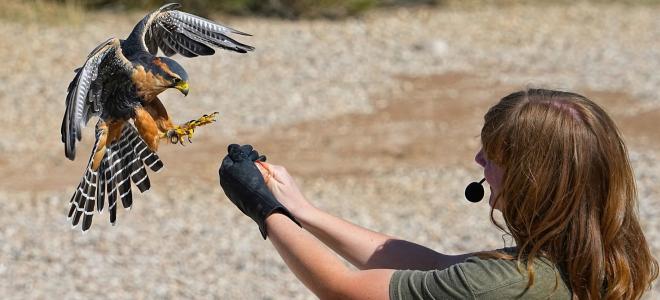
(127, 3, 254, 57)
(61, 38, 132, 160)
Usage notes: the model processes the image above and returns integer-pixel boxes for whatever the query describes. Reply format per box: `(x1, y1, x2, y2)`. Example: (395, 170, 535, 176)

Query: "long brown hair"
(480, 89, 658, 299)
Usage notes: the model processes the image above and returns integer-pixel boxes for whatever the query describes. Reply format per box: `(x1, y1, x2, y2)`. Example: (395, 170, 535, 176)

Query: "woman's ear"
(475, 149, 486, 167)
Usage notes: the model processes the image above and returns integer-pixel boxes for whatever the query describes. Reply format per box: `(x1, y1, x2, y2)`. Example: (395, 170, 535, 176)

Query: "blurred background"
(1, 0, 659, 299)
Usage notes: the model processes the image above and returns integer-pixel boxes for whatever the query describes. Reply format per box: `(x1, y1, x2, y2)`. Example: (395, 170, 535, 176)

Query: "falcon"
(62, 3, 253, 231)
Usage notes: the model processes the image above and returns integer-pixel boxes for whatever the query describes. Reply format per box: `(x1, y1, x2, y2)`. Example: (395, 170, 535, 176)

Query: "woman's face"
(475, 149, 504, 210)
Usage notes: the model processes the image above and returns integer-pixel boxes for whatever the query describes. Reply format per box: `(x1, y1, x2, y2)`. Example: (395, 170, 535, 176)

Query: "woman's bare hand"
(255, 161, 314, 218)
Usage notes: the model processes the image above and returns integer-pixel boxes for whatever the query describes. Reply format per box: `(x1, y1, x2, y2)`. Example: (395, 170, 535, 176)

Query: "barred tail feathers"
(67, 128, 101, 231)
(67, 121, 163, 231)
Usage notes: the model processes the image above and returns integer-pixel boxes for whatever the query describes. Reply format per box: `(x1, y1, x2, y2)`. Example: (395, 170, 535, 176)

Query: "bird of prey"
(62, 3, 253, 231)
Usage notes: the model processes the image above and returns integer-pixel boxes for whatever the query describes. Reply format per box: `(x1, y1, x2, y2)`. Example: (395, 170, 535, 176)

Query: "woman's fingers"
(254, 161, 272, 184)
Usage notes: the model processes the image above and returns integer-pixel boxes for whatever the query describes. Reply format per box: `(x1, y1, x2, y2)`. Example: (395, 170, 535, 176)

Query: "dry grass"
(0, 0, 87, 25)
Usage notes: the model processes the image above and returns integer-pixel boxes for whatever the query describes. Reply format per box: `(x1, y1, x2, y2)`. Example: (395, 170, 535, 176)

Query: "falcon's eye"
(173, 78, 181, 83)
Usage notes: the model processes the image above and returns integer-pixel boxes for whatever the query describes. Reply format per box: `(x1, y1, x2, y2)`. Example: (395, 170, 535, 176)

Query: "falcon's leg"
(134, 106, 161, 152)
(144, 98, 175, 133)
(144, 98, 218, 145)
(91, 122, 108, 171)
(91, 120, 123, 170)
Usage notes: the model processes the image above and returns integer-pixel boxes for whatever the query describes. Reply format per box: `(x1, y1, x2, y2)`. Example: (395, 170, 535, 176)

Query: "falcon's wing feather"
(61, 37, 131, 161)
(134, 3, 253, 57)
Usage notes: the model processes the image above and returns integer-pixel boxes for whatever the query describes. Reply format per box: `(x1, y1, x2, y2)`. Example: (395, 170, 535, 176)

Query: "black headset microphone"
(464, 178, 486, 203)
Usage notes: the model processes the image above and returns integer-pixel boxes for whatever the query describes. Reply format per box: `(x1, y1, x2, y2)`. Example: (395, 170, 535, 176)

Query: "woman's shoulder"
(458, 250, 571, 299)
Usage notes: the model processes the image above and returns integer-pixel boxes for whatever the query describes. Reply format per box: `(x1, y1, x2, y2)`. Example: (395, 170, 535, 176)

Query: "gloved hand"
(219, 144, 300, 239)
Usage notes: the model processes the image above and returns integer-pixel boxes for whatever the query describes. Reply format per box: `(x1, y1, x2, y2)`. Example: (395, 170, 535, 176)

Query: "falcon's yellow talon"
(162, 112, 218, 145)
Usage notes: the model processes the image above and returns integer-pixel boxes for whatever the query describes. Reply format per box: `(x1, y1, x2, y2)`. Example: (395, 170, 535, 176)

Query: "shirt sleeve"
(389, 265, 475, 300)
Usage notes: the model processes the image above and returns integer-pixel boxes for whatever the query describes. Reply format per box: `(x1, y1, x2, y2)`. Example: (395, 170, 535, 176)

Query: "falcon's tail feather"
(68, 121, 163, 231)
(67, 129, 102, 230)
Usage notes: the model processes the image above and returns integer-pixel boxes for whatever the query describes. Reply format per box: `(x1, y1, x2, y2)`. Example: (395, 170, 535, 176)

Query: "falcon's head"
(150, 56, 190, 96)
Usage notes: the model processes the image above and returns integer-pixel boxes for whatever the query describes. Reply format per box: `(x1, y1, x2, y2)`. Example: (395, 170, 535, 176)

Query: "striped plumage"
(62, 3, 252, 232)
(68, 123, 164, 229)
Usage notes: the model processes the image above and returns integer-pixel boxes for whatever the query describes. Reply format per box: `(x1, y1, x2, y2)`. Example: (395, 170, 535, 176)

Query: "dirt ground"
(1, 2, 660, 299)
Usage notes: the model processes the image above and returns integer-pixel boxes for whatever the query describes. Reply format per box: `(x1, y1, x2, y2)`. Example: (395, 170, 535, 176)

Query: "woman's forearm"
(298, 206, 467, 270)
(266, 213, 392, 300)
(260, 162, 468, 271)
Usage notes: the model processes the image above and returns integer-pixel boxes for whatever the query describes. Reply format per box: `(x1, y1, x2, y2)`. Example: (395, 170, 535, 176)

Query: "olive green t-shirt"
(390, 253, 571, 299)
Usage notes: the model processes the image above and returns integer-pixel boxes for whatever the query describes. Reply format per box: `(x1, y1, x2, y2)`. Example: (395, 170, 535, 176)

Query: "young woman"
(219, 89, 658, 299)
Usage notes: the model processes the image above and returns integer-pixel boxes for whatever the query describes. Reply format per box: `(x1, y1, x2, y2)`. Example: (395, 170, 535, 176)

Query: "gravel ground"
(0, 2, 659, 299)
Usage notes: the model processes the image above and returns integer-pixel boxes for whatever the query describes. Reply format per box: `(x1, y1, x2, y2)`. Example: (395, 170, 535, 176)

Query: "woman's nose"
(475, 149, 486, 167)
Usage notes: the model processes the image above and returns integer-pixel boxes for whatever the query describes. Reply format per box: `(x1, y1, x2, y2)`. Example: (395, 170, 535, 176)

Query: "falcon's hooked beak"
(175, 80, 189, 96)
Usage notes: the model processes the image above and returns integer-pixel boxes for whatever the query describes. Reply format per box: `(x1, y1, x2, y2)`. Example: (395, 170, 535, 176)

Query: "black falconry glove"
(219, 144, 300, 239)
